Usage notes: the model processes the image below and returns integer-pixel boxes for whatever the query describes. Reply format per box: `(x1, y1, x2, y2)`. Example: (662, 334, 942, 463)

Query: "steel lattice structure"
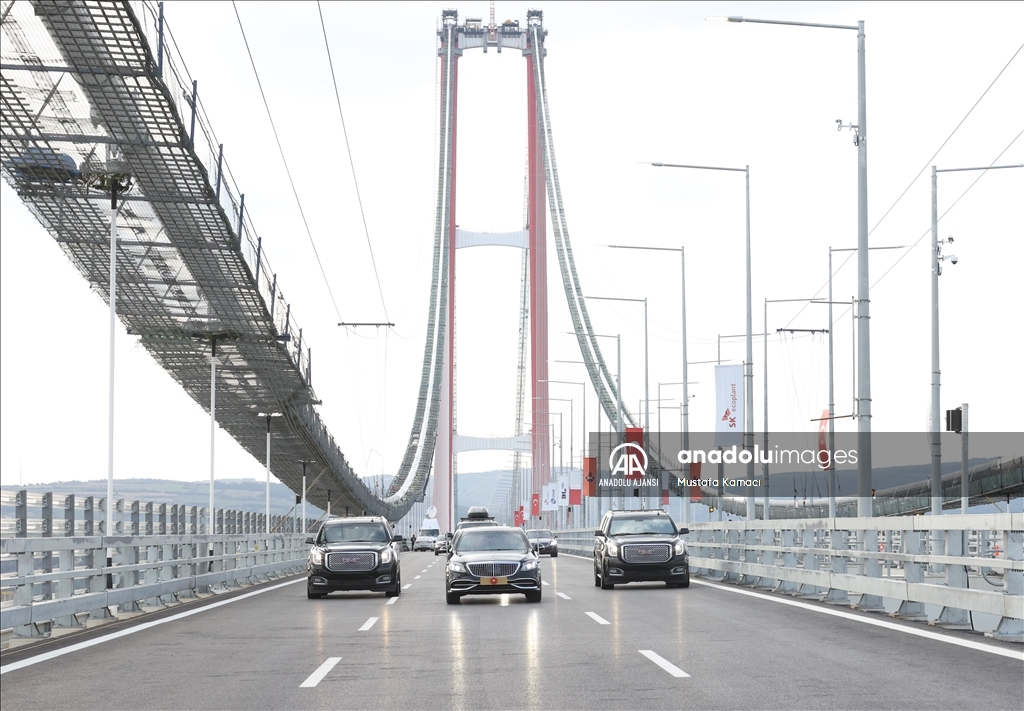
(0, 1, 438, 519)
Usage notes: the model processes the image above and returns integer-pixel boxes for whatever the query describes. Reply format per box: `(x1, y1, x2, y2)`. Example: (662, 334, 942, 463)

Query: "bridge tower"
(432, 10, 550, 531)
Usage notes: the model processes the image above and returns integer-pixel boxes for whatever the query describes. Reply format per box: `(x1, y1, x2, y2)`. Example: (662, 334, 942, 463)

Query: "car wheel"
(525, 589, 542, 603)
(594, 562, 601, 587)
(550, 551, 558, 558)
(434, 550, 438, 556)
(307, 588, 323, 599)
(386, 575, 401, 598)
(680, 565, 690, 588)
(446, 590, 462, 605)
(600, 564, 615, 590)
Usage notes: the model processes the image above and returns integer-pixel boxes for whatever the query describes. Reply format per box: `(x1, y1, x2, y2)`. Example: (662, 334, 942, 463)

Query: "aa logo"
(609, 442, 648, 480)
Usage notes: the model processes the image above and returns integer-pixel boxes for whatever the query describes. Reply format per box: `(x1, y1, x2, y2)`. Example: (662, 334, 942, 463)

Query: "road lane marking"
(402, 583, 412, 589)
(691, 579, 1024, 660)
(557, 592, 572, 600)
(0, 577, 304, 675)
(300, 657, 342, 687)
(640, 650, 690, 678)
(386, 596, 399, 605)
(585, 611, 610, 625)
(358, 617, 379, 631)
(414, 575, 422, 579)
(421, 569, 428, 573)
(541, 581, 549, 586)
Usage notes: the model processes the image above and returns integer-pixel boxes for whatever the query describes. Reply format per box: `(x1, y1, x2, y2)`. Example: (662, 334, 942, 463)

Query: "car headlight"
(379, 548, 393, 565)
(309, 548, 324, 566)
(449, 561, 468, 573)
(606, 541, 619, 557)
(521, 558, 539, 571)
(674, 540, 687, 556)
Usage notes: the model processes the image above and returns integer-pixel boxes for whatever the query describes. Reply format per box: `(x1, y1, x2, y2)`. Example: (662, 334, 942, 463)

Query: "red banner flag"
(689, 461, 703, 501)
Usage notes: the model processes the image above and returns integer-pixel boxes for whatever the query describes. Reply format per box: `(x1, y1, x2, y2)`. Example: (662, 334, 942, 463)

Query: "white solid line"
(358, 616, 379, 631)
(0, 577, 304, 675)
(300, 657, 342, 687)
(639, 649, 690, 678)
(557, 592, 571, 600)
(402, 583, 412, 589)
(541, 581, 550, 586)
(585, 611, 610, 625)
(691, 579, 1024, 661)
(414, 575, 422, 579)
(386, 596, 399, 605)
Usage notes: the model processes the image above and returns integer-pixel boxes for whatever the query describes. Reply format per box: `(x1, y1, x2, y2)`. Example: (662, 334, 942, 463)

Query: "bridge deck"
(0, 553, 1019, 709)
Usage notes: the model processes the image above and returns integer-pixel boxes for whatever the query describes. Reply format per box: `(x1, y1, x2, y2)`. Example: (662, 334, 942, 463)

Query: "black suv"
(306, 517, 401, 598)
(593, 510, 689, 589)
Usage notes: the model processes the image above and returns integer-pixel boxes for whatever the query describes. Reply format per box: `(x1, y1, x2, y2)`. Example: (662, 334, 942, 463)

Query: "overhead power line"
(317, 1, 391, 325)
(785, 41, 1023, 328)
(232, 1, 343, 322)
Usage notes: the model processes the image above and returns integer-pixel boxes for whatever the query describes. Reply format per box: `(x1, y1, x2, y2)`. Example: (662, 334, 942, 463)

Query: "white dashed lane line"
(585, 611, 610, 625)
(556, 592, 571, 600)
(541, 581, 549, 586)
(386, 596, 399, 605)
(300, 657, 342, 687)
(414, 575, 422, 580)
(640, 650, 690, 678)
(402, 584, 412, 589)
(358, 617, 379, 631)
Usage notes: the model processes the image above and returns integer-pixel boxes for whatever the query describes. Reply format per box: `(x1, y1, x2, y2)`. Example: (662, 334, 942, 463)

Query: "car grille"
(467, 562, 520, 577)
(621, 543, 672, 564)
(326, 552, 377, 572)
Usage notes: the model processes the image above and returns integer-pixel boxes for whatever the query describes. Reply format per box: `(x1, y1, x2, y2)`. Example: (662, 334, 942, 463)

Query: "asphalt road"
(1, 551, 1021, 710)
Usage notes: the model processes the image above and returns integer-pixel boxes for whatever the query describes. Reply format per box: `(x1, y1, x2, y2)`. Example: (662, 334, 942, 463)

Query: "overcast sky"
(2, 1, 1021, 488)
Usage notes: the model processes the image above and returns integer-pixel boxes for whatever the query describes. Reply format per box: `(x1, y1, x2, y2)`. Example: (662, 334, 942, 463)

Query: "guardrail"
(1, 489, 317, 537)
(1, 532, 309, 647)
(552, 513, 1023, 642)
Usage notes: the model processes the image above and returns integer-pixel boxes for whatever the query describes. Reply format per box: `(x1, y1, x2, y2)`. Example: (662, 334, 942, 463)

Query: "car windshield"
(456, 530, 529, 553)
(418, 529, 438, 538)
(526, 530, 552, 539)
(321, 523, 389, 543)
(608, 517, 676, 536)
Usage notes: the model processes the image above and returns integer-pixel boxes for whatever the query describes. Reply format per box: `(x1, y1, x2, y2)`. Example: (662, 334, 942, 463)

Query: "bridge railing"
(1, 530, 309, 647)
(0, 489, 318, 537)
(553, 513, 1023, 641)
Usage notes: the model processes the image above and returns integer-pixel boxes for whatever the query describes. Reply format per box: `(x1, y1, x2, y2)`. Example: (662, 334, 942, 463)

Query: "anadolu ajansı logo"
(608, 442, 648, 480)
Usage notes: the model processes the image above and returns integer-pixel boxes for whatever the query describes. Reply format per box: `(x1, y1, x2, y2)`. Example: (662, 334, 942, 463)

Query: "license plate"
(480, 576, 507, 585)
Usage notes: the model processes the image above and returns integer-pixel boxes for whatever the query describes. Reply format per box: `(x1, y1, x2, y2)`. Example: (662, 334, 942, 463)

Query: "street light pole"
(106, 183, 121, 537)
(586, 296, 648, 444)
(647, 163, 753, 518)
(604, 244, 689, 521)
(707, 13, 871, 514)
(930, 162, 1020, 514)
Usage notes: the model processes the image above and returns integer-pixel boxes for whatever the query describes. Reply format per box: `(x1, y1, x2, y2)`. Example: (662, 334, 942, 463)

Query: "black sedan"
(526, 528, 558, 557)
(445, 527, 542, 604)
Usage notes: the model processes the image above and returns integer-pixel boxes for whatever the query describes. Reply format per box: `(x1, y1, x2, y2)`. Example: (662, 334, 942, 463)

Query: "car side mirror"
(532, 542, 539, 551)
(594, 530, 605, 537)
(305, 537, 314, 545)
(678, 527, 689, 535)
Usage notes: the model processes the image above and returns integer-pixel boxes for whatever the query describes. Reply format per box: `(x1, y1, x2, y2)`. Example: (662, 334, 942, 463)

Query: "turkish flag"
(817, 409, 831, 470)
(531, 494, 540, 517)
(689, 461, 703, 501)
(583, 457, 598, 496)
(569, 489, 582, 505)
